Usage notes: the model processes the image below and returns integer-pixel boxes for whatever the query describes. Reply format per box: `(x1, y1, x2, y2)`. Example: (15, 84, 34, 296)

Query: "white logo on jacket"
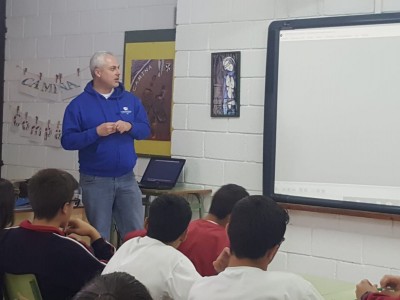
(121, 107, 132, 115)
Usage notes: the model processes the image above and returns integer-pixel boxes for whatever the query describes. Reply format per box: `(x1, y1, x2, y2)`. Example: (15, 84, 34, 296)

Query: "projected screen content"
(264, 14, 400, 213)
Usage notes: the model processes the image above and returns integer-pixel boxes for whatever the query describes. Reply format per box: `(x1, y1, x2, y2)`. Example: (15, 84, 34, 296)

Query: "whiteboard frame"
(263, 12, 400, 214)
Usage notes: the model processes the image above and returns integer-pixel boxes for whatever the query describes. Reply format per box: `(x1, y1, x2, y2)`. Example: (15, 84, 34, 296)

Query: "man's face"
(95, 54, 121, 90)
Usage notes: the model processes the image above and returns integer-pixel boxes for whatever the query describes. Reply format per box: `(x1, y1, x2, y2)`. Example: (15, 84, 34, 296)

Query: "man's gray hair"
(89, 51, 115, 77)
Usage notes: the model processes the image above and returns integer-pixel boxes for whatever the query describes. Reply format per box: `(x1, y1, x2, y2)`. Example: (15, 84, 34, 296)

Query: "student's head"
(0, 178, 15, 229)
(208, 184, 249, 220)
(73, 272, 152, 300)
(228, 195, 289, 260)
(28, 168, 79, 220)
(146, 194, 192, 243)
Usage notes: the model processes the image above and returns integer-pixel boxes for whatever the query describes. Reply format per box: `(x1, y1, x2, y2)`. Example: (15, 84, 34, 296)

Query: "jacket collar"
(20, 220, 65, 236)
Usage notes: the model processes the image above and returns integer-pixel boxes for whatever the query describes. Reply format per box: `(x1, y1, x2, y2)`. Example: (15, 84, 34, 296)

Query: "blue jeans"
(79, 172, 144, 241)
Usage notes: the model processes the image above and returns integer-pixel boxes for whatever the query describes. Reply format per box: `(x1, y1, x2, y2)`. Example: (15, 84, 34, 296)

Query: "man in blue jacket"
(61, 51, 151, 241)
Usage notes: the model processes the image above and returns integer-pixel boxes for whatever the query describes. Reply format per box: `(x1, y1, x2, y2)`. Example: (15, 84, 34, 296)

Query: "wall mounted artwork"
(124, 29, 176, 156)
(211, 51, 241, 117)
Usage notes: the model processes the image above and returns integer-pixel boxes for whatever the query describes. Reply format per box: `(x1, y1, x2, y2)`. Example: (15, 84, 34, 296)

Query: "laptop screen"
(140, 158, 186, 188)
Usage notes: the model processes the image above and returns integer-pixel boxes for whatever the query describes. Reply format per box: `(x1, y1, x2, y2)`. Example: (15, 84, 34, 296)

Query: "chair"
(4, 272, 42, 300)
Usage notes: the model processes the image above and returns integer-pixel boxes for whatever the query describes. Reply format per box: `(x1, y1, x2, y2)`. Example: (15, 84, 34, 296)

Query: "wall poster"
(124, 29, 175, 156)
(211, 51, 241, 117)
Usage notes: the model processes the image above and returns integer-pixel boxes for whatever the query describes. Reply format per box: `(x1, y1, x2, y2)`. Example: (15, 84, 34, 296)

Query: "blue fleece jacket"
(61, 81, 150, 177)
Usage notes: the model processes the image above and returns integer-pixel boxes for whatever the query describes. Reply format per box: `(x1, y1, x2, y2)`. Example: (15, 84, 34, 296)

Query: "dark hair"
(228, 195, 289, 260)
(0, 178, 15, 229)
(209, 184, 249, 220)
(28, 169, 78, 219)
(73, 272, 152, 300)
(147, 194, 192, 243)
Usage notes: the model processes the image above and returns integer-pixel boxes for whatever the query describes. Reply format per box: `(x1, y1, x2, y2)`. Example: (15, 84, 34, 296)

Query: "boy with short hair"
(103, 194, 201, 300)
(0, 168, 115, 300)
(188, 195, 323, 300)
(124, 184, 249, 276)
(178, 184, 248, 276)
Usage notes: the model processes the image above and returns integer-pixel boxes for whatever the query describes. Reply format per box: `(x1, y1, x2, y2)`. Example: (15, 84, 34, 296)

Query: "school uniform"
(103, 236, 201, 300)
(0, 220, 115, 300)
(361, 292, 398, 300)
(189, 266, 324, 300)
(178, 219, 229, 276)
(124, 219, 228, 277)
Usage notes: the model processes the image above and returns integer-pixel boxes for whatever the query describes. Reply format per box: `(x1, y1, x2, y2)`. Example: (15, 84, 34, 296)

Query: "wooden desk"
(141, 184, 212, 218)
(300, 274, 355, 300)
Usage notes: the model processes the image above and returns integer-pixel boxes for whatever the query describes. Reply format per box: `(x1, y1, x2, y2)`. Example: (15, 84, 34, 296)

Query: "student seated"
(73, 272, 153, 300)
(178, 184, 248, 276)
(124, 184, 248, 276)
(356, 275, 400, 300)
(188, 195, 324, 300)
(0, 178, 15, 230)
(103, 194, 201, 300)
(0, 168, 115, 300)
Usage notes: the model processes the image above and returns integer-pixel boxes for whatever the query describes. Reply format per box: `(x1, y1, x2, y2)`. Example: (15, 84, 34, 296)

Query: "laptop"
(138, 157, 186, 190)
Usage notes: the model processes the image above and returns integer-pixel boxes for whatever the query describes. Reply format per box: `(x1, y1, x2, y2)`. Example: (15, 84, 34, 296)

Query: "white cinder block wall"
(173, 0, 400, 284)
(2, 0, 177, 179)
(3, 0, 400, 285)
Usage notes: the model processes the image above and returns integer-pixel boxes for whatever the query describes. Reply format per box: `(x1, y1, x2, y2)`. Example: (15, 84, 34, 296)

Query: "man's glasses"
(69, 187, 82, 208)
(70, 197, 80, 208)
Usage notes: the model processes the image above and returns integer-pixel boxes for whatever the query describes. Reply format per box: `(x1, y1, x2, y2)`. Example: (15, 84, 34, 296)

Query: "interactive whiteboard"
(263, 13, 400, 214)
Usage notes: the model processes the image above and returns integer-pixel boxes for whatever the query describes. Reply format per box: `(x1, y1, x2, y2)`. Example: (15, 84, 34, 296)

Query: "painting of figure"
(211, 52, 240, 117)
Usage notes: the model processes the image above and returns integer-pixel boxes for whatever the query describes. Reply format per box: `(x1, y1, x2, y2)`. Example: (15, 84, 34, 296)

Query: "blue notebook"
(15, 197, 30, 207)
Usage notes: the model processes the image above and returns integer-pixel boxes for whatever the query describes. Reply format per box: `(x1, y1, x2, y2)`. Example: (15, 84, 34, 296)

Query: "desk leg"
(197, 195, 204, 218)
(110, 222, 122, 248)
(189, 194, 204, 218)
(142, 195, 151, 218)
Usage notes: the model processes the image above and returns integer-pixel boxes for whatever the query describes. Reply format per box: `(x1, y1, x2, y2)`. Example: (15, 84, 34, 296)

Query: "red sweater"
(178, 219, 229, 276)
(362, 292, 400, 300)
